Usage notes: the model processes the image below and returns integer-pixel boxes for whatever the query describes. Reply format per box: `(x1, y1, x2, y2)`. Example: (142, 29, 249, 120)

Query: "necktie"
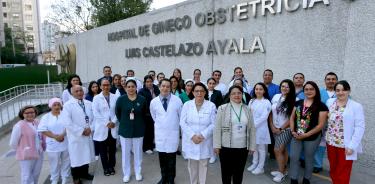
(162, 98, 168, 111)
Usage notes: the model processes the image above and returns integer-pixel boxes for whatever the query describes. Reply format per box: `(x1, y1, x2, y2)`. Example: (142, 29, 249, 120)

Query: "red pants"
(327, 144, 353, 184)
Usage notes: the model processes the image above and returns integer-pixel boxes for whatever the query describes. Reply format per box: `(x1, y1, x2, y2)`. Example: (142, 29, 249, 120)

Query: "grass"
(0, 65, 59, 92)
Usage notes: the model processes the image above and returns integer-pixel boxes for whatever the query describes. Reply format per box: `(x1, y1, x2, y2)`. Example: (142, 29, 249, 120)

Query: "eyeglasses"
(194, 90, 205, 93)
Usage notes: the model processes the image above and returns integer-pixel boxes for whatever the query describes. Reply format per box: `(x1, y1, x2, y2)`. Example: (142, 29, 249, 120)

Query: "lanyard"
(230, 103, 243, 123)
(78, 100, 87, 115)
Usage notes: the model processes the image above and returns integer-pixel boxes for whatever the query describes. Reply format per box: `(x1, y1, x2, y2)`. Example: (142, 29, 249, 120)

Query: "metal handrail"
(0, 83, 64, 127)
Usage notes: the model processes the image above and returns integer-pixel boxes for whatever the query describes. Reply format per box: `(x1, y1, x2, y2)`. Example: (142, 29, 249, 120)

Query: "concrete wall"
(58, 0, 375, 166)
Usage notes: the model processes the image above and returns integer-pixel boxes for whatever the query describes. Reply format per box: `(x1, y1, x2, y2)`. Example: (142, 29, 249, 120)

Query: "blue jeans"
(313, 146, 326, 168)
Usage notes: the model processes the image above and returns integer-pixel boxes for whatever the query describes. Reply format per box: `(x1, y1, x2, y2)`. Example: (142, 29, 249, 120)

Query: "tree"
(0, 28, 29, 64)
(47, 0, 94, 34)
(90, 0, 152, 27)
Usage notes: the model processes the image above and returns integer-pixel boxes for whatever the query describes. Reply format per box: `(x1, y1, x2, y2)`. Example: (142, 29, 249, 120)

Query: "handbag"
(275, 128, 292, 148)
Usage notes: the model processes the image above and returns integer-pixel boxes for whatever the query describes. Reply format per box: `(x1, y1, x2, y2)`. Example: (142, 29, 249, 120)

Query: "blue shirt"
(267, 83, 280, 100)
(320, 88, 336, 103)
(296, 89, 305, 100)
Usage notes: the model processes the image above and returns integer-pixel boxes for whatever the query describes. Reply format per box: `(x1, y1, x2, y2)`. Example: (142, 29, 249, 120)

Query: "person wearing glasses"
(180, 83, 216, 184)
(10, 105, 46, 184)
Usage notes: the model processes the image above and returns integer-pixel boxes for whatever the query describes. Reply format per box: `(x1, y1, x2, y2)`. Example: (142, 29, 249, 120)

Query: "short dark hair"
(157, 72, 165, 79)
(263, 69, 273, 76)
(192, 83, 209, 100)
(18, 105, 38, 120)
(212, 70, 222, 76)
(293, 72, 305, 79)
(103, 66, 111, 71)
(148, 70, 156, 74)
(126, 69, 135, 75)
(159, 78, 171, 86)
(334, 80, 350, 91)
(325, 72, 338, 80)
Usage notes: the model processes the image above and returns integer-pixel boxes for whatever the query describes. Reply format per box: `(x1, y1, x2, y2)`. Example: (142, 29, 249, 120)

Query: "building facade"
(1, 0, 41, 53)
(40, 20, 59, 64)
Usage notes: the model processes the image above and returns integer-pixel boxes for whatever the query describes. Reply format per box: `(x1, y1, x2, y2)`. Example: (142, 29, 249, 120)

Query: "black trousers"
(94, 140, 100, 156)
(219, 147, 248, 184)
(268, 122, 276, 158)
(98, 130, 117, 170)
(143, 117, 155, 151)
(71, 164, 89, 180)
(158, 152, 176, 184)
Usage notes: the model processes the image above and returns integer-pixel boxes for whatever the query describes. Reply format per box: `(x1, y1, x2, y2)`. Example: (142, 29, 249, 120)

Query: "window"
(13, 13, 20, 18)
(3, 13, 7, 18)
(2, 2, 6, 7)
(25, 4, 32, 11)
(25, 14, 32, 21)
(26, 25, 33, 31)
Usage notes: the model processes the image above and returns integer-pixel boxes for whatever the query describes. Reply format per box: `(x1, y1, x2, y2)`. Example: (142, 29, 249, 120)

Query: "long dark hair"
(66, 74, 82, 94)
(87, 81, 100, 97)
(251, 82, 270, 101)
(192, 83, 209, 100)
(303, 81, 321, 111)
(279, 79, 296, 116)
(143, 75, 154, 88)
(170, 76, 182, 94)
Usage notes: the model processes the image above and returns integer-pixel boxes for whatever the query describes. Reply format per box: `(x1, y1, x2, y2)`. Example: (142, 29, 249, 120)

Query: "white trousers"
(47, 150, 71, 184)
(252, 144, 267, 169)
(19, 152, 44, 184)
(120, 136, 143, 177)
(188, 159, 208, 184)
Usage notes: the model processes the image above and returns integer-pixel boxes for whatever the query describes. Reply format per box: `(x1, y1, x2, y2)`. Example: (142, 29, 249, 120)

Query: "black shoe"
(302, 178, 310, 184)
(82, 173, 94, 180)
(290, 179, 298, 184)
(104, 169, 110, 176)
(109, 167, 115, 175)
(313, 167, 322, 173)
(73, 179, 82, 184)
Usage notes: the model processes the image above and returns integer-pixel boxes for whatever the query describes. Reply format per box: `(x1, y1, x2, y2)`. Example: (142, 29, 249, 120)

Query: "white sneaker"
(135, 173, 143, 181)
(273, 173, 286, 183)
(145, 150, 153, 154)
(51, 180, 58, 184)
(251, 168, 264, 175)
(247, 164, 258, 172)
(271, 170, 282, 177)
(209, 156, 216, 164)
(123, 175, 130, 183)
(95, 155, 99, 161)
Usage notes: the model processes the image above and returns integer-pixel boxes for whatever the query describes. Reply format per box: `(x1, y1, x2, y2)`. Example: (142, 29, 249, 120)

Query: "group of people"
(9, 66, 365, 184)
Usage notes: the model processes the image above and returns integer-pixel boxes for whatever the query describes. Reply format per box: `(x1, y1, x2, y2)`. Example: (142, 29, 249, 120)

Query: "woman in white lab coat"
(247, 82, 272, 175)
(92, 79, 119, 176)
(38, 98, 70, 184)
(180, 83, 216, 184)
(326, 81, 365, 184)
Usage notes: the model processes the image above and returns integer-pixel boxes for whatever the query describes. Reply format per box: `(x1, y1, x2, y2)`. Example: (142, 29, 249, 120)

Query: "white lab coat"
(326, 98, 365, 160)
(249, 98, 271, 144)
(92, 92, 119, 141)
(150, 95, 183, 153)
(180, 100, 216, 160)
(60, 98, 94, 167)
(215, 82, 227, 96)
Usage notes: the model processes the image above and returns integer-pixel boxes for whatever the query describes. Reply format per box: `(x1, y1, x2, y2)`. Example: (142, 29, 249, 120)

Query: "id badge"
(130, 112, 135, 120)
(85, 116, 89, 123)
(235, 124, 243, 133)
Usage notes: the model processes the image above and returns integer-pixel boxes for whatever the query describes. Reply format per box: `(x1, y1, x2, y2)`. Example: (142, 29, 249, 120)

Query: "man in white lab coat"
(150, 79, 183, 184)
(60, 85, 95, 184)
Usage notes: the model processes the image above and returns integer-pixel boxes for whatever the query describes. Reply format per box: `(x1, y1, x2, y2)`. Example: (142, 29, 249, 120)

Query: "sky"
(39, 0, 187, 21)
